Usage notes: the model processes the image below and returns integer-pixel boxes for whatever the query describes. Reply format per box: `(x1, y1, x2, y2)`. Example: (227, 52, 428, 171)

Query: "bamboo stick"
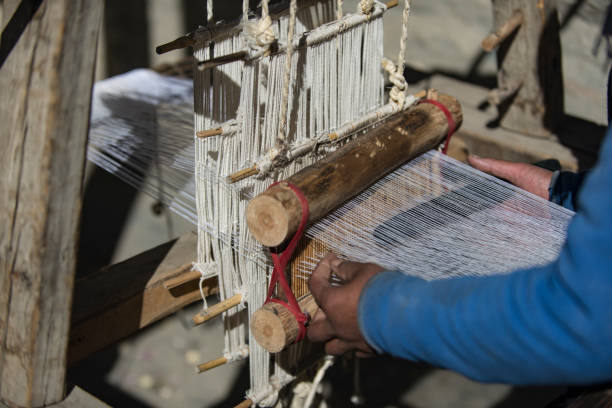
(196, 356, 228, 373)
(228, 165, 259, 184)
(192, 293, 243, 326)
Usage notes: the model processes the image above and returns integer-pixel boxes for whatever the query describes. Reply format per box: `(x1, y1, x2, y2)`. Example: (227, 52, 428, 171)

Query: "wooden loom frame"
(0, 1, 609, 407)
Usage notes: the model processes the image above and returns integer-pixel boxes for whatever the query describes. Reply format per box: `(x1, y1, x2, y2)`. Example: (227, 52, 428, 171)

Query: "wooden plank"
(0, 2, 103, 407)
(0, 386, 109, 408)
(68, 232, 219, 365)
(491, 0, 564, 138)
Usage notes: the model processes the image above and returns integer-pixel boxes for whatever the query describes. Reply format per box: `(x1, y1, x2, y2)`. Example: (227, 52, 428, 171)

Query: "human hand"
(468, 155, 553, 199)
(308, 253, 384, 357)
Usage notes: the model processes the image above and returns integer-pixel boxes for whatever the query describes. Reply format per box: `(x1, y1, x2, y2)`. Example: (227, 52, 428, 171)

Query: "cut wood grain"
(0, 2, 103, 407)
(68, 232, 218, 365)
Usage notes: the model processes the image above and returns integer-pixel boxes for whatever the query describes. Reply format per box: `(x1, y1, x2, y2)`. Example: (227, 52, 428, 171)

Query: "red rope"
(263, 181, 310, 343)
(418, 99, 456, 155)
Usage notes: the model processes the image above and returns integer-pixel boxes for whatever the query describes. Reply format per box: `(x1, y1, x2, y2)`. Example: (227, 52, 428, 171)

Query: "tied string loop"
(264, 182, 310, 343)
(418, 99, 456, 155)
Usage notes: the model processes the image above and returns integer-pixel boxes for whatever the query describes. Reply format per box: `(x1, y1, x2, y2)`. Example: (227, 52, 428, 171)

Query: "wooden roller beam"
(246, 94, 462, 247)
(250, 294, 319, 353)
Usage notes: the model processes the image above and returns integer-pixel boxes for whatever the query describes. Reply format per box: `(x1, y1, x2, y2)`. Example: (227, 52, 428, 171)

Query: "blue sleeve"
(548, 171, 588, 212)
(358, 129, 612, 386)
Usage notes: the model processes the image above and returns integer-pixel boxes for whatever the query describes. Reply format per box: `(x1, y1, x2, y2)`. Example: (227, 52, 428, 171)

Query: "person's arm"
(357, 132, 612, 385)
(309, 130, 612, 385)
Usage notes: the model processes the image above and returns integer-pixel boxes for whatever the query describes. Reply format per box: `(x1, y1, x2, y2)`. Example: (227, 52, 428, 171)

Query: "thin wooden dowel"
(196, 356, 228, 373)
(162, 264, 199, 290)
(197, 50, 249, 71)
(234, 399, 253, 408)
(192, 293, 243, 326)
(228, 165, 259, 184)
(481, 10, 524, 52)
(156, 35, 196, 55)
(385, 0, 399, 9)
(197, 127, 224, 139)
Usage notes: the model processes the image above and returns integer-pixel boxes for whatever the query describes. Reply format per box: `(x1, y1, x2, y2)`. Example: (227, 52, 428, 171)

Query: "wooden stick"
(385, 0, 399, 9)
(251, 294, 319, 353)
(192, 293, 243, 326)
(228, 165, 259, 183)
(196, 356, 228, 374)
(156, 34, 196, 55)
(197, 127, 224, 139)
(481, 10, 524, 52)
(197, 50, 249, 71)
(162, 263, 199, 290)
(234, 399, 253, 408)
(246, 94, 463, 247)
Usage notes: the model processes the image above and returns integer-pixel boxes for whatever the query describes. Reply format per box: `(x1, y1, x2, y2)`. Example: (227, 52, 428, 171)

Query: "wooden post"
(490, 0, 563, 138)
(246, 94, 463, 247)
(0, 2, 103, 407)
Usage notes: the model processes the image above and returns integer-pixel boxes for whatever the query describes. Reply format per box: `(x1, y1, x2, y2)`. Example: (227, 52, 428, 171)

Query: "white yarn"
(358, 0, 374, 15)
(303, 356, 335, 408)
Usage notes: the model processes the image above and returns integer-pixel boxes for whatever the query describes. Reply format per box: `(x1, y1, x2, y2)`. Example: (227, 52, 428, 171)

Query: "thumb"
(309, 254, 335, 308)
(468, 155, 521, 184)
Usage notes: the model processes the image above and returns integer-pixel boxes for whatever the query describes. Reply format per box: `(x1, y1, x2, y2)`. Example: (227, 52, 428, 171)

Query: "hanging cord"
(207, 0, 213, 23)
(385, 0, 411, 107)
(417, 99, 456, 155)
(263, 182, 310, 342)
(337, 0, 343, 19)
(276, 0, 298, 147)
(303, 355, 335, 408)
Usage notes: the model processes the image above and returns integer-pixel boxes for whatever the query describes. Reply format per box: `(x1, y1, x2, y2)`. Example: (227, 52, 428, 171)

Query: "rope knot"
(382, 57, 408, 107)
(358, 0, 375, 15)
(244, 15, 275, 58)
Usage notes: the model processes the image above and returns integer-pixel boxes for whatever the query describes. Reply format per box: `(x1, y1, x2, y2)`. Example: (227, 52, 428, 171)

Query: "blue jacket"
(358, 128, 612, 385)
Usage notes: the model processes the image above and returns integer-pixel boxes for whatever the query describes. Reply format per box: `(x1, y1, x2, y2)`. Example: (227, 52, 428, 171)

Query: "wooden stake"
(162, 263, 199, 290)
(193, 293, 243, 326)
(197, 127, 224, 139)
(228, 165, 259, 184)
(196, 356, 228, 373)
(234, 399, 254, 408)
(481, 10, 524, 52)
(251, 294, 319, 353)
(156, 34, 196, 55)
(246, 94, 463, 247)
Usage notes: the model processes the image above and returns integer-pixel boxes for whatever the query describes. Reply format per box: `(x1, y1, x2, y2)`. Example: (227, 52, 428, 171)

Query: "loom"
(85, 0, 574, 406)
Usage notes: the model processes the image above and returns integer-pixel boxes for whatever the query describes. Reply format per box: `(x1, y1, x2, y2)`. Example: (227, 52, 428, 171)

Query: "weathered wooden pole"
(246, 94, 462, 248)
(486, 0, 563, 138)
(0, 1, 103, 407)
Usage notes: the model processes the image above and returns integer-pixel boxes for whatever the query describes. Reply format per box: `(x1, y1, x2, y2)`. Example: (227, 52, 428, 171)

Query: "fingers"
(468, 155, 521, 184)
(308, 311, 336, 342)
(309, 254, 335, 308)
(324, 338, 355, 355)
(330, 256, 360, 282)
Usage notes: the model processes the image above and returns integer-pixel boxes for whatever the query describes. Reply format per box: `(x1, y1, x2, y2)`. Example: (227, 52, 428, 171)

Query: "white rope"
(207, 0, 213, 23)
(358, 0, 374, 15)
(276, 0, 298, 145)
(303, 356, 335, 408)
(396, 0, 411, 74)
(337, 0, 343, 19)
